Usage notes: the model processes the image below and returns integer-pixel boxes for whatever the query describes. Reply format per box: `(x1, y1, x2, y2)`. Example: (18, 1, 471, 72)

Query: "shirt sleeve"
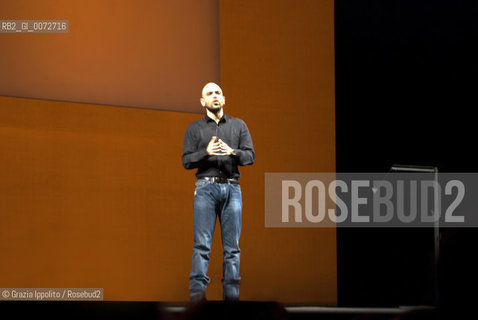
(182, 124, 209, 169)
(232, 120, 255, 166)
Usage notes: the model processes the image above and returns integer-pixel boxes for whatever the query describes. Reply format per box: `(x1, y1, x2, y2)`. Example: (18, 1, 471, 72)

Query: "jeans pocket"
(195, 179, 210, 191)
(230, 183, 241, 194)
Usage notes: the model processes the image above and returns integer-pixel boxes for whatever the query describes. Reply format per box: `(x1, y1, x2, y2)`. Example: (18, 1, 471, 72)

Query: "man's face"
(201, 82, 225, 112)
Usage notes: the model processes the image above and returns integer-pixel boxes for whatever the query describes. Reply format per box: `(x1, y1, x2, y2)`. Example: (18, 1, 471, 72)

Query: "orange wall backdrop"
(0, 0, 219, 112)
(0, 96, 199, 301)
(0, 0, 336, 304)
(219, 0, 336, 304)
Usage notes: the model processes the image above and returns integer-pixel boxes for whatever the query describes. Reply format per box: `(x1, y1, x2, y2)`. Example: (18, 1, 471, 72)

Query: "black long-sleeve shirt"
(182, 114, 255, 179)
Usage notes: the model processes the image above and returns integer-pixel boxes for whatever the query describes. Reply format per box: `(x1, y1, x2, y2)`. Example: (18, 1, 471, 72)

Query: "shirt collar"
(205, 113, 228, 123)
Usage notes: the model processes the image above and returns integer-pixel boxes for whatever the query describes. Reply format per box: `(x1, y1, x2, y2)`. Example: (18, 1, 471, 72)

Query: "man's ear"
(200, 98, 206, 107)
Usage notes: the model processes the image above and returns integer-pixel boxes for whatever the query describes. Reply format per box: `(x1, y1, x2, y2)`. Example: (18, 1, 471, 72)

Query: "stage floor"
(0, 301, 438, 320)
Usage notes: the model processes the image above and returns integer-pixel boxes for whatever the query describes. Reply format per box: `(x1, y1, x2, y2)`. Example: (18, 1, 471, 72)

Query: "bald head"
(202, 82, 222, 98)
(200, 82, 225, 111)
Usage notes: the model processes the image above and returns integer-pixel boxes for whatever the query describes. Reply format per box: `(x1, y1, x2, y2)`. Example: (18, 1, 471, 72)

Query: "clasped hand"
(206, 136, 234, 156)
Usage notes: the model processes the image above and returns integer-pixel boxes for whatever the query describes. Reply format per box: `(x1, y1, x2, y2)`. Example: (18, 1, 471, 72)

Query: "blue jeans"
(189, 179, 242, 300)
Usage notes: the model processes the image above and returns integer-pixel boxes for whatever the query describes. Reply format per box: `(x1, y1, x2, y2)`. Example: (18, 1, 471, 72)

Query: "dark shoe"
(224, 295, 239, 302)
(190, 293, 207, 304)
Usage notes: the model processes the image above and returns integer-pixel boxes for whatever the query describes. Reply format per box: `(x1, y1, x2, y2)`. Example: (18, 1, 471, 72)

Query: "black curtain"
(335, 0, 478, 311)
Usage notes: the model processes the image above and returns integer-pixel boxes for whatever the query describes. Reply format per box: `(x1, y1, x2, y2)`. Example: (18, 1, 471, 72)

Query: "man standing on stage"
(182, 82, 255, 302)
